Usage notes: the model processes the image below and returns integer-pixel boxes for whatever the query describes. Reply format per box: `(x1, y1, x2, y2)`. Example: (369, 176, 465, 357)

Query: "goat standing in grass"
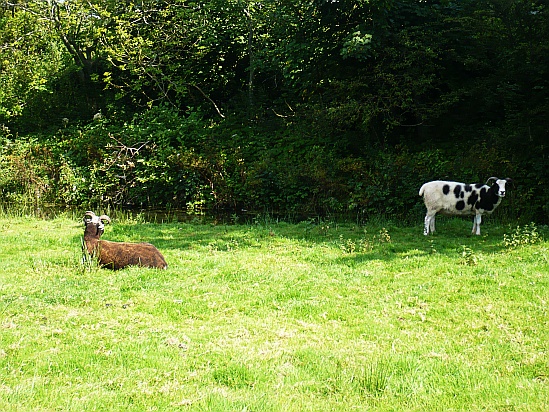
(419, 177, 512, 235)
(82, 211, 167, 269)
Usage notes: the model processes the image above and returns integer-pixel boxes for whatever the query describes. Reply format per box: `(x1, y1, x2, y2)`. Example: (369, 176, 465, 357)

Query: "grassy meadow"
(0, 209, 548, 411)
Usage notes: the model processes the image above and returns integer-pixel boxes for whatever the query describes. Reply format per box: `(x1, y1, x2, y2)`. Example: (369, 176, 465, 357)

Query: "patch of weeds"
(337, 234, 373, 254)
(532, 248, 549, 264)
(338, 228, 391, 254)
(503, 223, 542, 248)
(302, 217, 316, 237)
(301, 217, 336, 237)
(359, 237, 374, 253)
(428, 239, 437, 254)
(319, 220, 334, 236)
(376, 227, 392, 243)
(353, 360, 391, 397)
(208, 238, 240, 252)
(338, 235, 357, 254)
(225, 238, 240, 251)
(212, 361, 257, 389)
(459, 245, 478, 266)
(80, 237, 101, 272)
(252, 212, 279, 226)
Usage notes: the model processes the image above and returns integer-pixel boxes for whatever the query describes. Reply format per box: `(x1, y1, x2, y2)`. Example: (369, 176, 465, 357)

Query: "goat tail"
(419, 183, 427, 197)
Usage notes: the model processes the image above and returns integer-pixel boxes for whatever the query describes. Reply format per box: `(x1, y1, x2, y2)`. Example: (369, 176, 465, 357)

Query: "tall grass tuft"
(353, 359, 392, 397)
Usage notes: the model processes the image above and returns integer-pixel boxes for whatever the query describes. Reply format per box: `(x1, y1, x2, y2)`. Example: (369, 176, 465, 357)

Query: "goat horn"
(485, 177, 499, 185)
(99, 215, 111, 224)
(83, 211, 96, 222)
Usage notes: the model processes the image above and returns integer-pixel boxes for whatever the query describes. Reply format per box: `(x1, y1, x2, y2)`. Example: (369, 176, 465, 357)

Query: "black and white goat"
(419, 177, 511, 235)
(82, 211, 167, 269)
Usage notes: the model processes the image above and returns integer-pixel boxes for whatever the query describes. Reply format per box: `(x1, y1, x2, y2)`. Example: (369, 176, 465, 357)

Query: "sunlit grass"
(1, 212, 548, 411)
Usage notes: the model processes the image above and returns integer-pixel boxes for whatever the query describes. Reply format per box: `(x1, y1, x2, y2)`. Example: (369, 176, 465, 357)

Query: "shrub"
(503, 223, 543, 249)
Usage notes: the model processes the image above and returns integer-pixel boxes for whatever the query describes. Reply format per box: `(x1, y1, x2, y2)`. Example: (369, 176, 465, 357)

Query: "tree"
(0, 2, 67, 125)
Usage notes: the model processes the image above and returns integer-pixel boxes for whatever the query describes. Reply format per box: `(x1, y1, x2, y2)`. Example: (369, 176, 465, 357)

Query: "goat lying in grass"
(82, 211, 167, 269)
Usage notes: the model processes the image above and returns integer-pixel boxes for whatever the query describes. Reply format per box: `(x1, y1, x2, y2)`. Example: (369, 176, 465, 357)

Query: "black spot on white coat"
(443, 185, 450, 195)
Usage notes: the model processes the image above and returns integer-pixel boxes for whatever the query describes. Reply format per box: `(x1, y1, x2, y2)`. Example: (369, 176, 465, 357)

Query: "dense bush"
(1, 1, 547, 223)
(2, 105, 545, 224)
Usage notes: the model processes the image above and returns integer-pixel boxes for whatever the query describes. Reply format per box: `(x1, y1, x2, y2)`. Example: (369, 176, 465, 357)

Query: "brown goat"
(82, 211, 167, 270)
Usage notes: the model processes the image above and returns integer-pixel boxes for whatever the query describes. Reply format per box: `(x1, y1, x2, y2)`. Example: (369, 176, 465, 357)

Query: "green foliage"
(337, 227, 391, 254)
(459, 245, 478, 266)
(0, 128, 85, 205)
(0, 6, 68, 125)
(0, 0, 548, 222)
(503, 223, 543, 249)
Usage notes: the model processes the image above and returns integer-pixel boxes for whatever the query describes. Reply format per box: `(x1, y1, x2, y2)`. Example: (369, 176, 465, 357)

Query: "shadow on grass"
(335, 218, 513, 266)
(71, 213, 542, 270)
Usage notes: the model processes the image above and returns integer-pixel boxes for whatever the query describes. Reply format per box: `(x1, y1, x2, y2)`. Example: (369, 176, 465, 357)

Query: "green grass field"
(1, 210, 548, 411)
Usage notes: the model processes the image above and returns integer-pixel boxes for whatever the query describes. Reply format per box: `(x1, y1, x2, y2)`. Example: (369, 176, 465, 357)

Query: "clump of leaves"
(459, 245, 478, 266)
(503, 223, 542, 248)
(376, 228, 391, 243)
(359, 238, 375, 252)
(338, 228, 390, 254)
(302, 217, 336, 237)
(208, 238, 240, 252)
(338, 235, 357, 254)
(319, 221, 334, 236)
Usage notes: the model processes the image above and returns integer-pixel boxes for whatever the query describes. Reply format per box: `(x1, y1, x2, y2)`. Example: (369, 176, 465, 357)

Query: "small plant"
(459, 245, 478, 266)
(252, 213, 278, 227)
(338, 232, 375, 254)
(503, 223, 542, 248)
(358, 237, 374, 252)
(302, 218, 316, 237)
(208, 238, 240, 252)
(302, 217, 335, 237)
(338, 235, 356, 254)
(186, 199, 207, 215)
(319, 221, 332, 236)
(376, 228, 391, 243)
(226, 238, 239, 251)
(428, 239, 437, 254)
